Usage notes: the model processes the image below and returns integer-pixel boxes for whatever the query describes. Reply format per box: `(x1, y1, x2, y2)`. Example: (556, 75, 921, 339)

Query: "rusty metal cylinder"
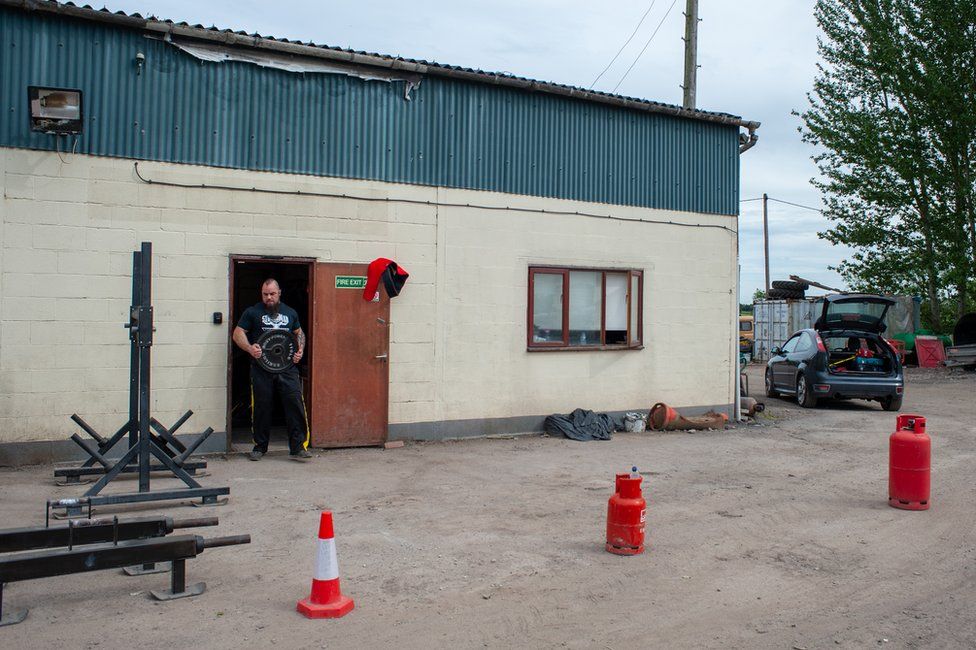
(198, 534, 252, 551)
(171, 516, 219, 530)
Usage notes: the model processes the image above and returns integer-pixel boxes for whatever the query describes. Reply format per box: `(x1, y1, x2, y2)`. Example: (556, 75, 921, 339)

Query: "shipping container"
(753, 299, 819, 360)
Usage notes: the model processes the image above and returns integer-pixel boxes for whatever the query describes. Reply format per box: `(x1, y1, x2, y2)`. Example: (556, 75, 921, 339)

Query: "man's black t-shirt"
(237, 302, 301, 344)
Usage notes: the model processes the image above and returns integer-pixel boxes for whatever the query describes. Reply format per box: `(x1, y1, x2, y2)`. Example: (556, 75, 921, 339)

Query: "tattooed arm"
(293, 328, 306, 363)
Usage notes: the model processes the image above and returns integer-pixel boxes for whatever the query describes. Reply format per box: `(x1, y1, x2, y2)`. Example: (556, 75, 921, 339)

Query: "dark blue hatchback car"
(765, 294, 904, 410)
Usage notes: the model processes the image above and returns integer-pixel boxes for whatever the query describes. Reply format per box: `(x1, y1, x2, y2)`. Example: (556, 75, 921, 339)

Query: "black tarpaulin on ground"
(544, 408, 617, 441)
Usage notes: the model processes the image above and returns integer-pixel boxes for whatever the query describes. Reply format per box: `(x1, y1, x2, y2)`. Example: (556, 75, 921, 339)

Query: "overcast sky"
(102, 0, 850, 300)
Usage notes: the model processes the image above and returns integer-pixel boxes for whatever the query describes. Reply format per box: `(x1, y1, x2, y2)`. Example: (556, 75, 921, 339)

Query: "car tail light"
(896, 386, 904, 394)
(815, 334, 827, 352)
(814, 384, 831, 393)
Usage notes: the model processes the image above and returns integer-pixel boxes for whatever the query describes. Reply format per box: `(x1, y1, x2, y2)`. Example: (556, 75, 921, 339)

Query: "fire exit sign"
(335, 275, 367, 289)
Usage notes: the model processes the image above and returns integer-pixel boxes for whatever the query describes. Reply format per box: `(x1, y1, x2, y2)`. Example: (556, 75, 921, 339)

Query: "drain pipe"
(734, 272, 742, 422)
(734, 124, 758, 419)
(739, 126, 759, 154)
(733, 230, 742, 423)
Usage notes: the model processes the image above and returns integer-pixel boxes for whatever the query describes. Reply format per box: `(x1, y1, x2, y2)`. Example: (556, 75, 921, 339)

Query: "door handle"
(374, 353, 388, 361)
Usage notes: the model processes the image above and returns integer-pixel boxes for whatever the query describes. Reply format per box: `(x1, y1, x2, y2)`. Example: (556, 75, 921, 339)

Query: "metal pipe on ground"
(0, 515, 219, 554)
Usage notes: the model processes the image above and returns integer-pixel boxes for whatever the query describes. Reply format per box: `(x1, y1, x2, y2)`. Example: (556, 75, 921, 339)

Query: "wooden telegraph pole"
(763, 193, 770, 293)
(682, 0, 699, 109)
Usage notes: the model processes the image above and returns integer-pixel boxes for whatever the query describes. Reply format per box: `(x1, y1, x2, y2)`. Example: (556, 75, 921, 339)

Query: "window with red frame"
(527, 267, 643, 350)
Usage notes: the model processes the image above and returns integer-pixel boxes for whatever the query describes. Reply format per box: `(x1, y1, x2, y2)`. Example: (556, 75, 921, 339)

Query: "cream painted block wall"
(432, 188, 737, 423)
(0, 149, 737, 444)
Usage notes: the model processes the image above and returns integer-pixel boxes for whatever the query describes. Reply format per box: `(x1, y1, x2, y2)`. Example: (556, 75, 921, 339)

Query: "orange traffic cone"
(296, 511, 355, 618)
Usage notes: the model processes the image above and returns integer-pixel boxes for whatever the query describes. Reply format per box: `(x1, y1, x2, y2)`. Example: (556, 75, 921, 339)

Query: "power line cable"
(612, 0, 679, 93)
(740, 196, 824, 211)
(768, 197, 824, 213)
(133, 162, 737, 234)
(589, 2, 657, 89)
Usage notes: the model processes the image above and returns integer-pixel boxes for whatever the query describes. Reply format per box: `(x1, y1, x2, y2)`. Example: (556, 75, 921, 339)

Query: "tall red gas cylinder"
(889, 414, 931, 510)
(606, 469, 646, 555)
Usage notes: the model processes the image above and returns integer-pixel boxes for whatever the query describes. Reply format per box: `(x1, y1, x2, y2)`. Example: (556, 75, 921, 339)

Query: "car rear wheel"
(880, 395, 903, 411)
(796, 375, 818, 408)
(765, 369, 779, 397)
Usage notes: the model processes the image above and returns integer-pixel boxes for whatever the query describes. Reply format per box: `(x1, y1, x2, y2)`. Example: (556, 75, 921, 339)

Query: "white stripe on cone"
(314, 538, 340, 581)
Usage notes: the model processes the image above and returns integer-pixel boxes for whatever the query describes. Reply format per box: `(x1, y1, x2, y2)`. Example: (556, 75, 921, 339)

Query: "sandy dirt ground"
(1, 365, 974, 649)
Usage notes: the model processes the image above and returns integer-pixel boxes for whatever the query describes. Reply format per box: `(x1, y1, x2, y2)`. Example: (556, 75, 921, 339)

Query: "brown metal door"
(310, 263, 390, 447)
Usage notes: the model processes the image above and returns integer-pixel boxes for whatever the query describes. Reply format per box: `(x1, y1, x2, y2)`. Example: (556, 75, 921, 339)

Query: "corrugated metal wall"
(753, 299, 820, 360)
(0, 7, 741, 215)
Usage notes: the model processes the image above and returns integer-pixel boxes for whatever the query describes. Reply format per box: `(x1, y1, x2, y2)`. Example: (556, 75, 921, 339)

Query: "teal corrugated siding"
(0, 8, 740, 215)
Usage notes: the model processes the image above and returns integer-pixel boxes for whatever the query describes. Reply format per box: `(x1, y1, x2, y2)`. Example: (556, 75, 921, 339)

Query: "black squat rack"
(52, 242, 229, 516)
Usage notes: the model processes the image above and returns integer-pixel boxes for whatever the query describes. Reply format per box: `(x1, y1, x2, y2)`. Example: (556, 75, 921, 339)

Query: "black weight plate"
(255, 329, 296, 374)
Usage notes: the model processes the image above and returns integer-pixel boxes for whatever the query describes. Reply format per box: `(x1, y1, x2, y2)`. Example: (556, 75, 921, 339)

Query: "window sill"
(527, 345, 645, 353)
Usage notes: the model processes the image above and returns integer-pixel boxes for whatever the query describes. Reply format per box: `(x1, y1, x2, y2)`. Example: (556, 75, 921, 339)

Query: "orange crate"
(887, 338, 906, 362)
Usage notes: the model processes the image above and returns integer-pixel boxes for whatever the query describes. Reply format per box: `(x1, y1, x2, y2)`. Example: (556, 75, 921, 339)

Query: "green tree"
(798, 0, 976, 329)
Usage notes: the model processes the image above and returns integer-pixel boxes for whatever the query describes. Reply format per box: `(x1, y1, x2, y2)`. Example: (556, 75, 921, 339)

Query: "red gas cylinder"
(889, 414, 931, 510)
(606, 469, 646, 555)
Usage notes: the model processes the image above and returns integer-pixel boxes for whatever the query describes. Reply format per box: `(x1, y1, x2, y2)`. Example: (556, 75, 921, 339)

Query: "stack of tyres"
(766, 279, 809, 300)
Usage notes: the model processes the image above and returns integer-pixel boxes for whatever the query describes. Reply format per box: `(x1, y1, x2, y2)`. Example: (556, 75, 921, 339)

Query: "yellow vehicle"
(739, 315, 754, 354)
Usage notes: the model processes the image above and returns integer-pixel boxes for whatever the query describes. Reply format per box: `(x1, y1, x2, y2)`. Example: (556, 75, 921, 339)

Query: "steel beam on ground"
(0, 533, 250, 624)
(54, 460, 207, 482)
(0, 515, 218, 554)
(57, 487, 230, 518)
(0, 533, 249, 582)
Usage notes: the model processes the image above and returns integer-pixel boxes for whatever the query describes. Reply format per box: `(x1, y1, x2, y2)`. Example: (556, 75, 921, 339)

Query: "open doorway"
(227, 256, 314, 450)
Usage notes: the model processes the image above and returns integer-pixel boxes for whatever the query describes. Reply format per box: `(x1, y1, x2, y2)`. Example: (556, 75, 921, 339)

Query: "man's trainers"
(248, 450, 264, 461)
(290, 449, 313, 460)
